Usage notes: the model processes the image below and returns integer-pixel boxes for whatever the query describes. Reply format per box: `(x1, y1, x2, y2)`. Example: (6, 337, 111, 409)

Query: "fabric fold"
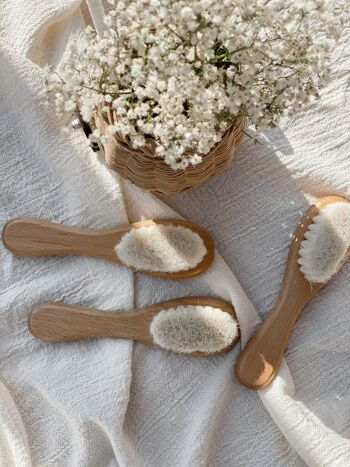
(0, 1, 350, 466)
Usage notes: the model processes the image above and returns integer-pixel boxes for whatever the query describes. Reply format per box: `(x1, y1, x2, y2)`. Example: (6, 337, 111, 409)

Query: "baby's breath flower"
(44, 0, 346, 170)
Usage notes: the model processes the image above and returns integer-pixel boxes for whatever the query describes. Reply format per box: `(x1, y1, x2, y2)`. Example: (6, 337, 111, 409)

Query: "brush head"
(115, 224, 207, 273)
(150, 305, 239, 354)
(298, 201, 350, 283)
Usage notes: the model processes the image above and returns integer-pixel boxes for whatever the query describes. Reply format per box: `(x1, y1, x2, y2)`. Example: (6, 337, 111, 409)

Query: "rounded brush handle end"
(28, 302, 150, 343)
(29, 302, 119, 341)
(2, 217, 98, 257)
(235, 302, 300, 389)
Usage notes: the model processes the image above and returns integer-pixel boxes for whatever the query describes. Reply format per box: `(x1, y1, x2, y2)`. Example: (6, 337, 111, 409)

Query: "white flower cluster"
(44, 0, 345, 170)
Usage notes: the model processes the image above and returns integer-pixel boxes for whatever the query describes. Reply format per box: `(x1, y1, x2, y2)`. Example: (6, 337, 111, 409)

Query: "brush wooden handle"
(28, 302, 154, 343)
(235, 281, 313, 389)
(2, 217, 126, 260)
(3, 217, 215, 279)
(235, 197, 347, 389)
(29, 297, 239, 356)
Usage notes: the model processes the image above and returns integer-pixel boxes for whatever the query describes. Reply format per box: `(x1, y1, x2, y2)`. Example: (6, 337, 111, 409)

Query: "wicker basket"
(95, 109, 246, 195)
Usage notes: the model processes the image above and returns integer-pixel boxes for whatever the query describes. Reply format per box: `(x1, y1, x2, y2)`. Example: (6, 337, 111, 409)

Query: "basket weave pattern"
(96, 109, 246, 195)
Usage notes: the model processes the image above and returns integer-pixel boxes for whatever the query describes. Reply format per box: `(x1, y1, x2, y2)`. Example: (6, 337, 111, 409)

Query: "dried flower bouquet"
(45, 0, 344, 171)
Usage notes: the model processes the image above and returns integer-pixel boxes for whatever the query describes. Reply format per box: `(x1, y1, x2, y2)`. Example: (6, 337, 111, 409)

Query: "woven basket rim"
(96, 107, 244, 164)
(94, 110, 246, 194)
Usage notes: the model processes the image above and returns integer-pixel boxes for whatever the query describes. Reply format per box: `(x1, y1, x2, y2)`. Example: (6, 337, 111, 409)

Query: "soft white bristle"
(115, 224, 207, 272)
(298, 202, 350, 283)
(150, 305, 238, 354)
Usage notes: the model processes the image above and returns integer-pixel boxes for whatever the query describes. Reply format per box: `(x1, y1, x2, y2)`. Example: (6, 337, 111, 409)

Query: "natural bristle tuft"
(150, 305, 238, 354)
(298, 202, 350, 283)
(115, 224, 207, 272)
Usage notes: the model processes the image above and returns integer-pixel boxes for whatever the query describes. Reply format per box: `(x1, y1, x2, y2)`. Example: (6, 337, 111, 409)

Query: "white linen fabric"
(0, 2, 349, 466)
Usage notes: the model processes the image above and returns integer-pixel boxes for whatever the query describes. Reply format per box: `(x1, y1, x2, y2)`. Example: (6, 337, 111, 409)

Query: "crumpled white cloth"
(0, 2, 349, 466)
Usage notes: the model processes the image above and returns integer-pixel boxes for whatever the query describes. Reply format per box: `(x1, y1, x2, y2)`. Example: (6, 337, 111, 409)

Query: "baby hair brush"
(236, 196, 350, 389)
(2, 217, 214, 279)
(29, 297, 240, 356)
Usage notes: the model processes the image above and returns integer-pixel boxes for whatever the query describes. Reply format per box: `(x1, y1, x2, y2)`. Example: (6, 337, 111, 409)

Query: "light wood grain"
(28, 296, 240, 356)
(235, 196, 349, 390)
(2, 218, 214, 280)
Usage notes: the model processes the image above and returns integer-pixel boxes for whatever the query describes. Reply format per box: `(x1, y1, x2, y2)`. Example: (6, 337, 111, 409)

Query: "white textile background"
(0, 2, 349, 466)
